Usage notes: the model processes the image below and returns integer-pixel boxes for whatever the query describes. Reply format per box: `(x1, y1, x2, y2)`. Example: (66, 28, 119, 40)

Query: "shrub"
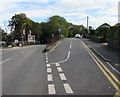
(12, 44, 17, 47)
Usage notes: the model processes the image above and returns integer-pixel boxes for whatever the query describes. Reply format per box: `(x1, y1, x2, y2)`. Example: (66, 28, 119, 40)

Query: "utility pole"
(87, 16, 89, 29)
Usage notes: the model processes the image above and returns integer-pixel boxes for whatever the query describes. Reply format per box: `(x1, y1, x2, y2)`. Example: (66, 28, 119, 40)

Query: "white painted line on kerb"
(59, 73, 67, 80)
(47, 68, 52, 73)
(55, 63, 60, 66)
(48, 84, 56, 94)
(0, 55, 17, 64)
(106, 62, 120, 75)
(46, 57, 48, 60)
(57, 67, 63, 72)
(63, 83, 73, 93)
(47, 74, 53, 81)
(47, 64, 51, 67)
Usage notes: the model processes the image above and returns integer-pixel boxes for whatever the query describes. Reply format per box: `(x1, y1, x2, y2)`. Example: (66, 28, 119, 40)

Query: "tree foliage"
(108, 23, 120, 40)
(95, 23, 110, 39)
(8, 13, 87, 43)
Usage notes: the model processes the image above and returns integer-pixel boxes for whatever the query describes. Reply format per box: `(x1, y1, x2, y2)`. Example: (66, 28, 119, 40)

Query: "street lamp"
(58, 28, 61, 40)
(58, 29, 61, 35)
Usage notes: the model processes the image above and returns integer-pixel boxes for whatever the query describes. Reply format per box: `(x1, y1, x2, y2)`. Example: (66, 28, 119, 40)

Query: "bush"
(12, 44, 17, 47)
(2, 43, 8, 47)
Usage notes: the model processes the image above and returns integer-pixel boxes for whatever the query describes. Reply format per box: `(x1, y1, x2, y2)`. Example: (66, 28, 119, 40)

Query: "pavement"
(82, 38, 120, 73)
(1, 38, 119, 96)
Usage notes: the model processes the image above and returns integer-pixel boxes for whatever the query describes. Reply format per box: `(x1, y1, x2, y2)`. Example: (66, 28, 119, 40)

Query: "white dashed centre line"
(47, 68, 52, 73)
(46, 64, 51, 67)
(46, 60, 48, 63)
(47, 74, 53, 81)
(63, 83, 73, 94)
(59, 73, 67, 80)
(57, 67, 63, 72)
(70, 44, 72, 49)
(48, 84, 56, 94)
(55, 63, 60, 66)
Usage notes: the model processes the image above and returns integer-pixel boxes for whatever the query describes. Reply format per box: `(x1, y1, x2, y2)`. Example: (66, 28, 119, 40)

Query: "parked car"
(75, 34, 81, 38)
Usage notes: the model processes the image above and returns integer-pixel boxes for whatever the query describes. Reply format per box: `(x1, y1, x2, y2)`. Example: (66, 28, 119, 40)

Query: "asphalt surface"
(47, 38, 117, 95)
(2, 45, 47, 95)
(2, 38, 119, 96)
(82, 38, 120, 73)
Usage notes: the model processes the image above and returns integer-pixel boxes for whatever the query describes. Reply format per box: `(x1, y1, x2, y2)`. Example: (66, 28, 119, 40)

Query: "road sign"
(28, 35, 35, 42)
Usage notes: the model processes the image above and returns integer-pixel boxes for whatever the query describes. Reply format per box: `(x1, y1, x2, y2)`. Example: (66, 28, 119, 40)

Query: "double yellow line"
(81, 41, 120, 96)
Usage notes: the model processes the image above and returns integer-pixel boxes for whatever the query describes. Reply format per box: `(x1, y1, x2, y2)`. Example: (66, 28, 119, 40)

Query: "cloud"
(0, 0, 118, 31)
(0, 0, 49, 2)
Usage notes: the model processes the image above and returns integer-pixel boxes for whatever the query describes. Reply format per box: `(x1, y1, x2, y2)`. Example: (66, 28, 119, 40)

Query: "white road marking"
(59, 73, 67, 80)
(47, 74, 53, 81)
(0, 55, 17, 64)
(106, 62, 120, 75)
(46, 52, 47, 58)
(55, 51, 71, 64)
(48, 84, 56, 94)
(47, 64, 51, 67)
(70, 44, 72, 49)
(47, 68, 52, 73)
(63, 83, 73, 93)
(57, 67, 63, 72)
(46, 57, 48, 60)
(46, 60, 48, 63)
(50, 42, 72, 64)
(66, 51, 71, 61)
(55, 63, 60, 66)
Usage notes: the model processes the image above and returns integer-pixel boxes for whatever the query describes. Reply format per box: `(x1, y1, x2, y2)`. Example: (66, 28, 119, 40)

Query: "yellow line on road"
(81, 41, 120, 93)
(82, 41, 120, 86)
(114, 88, 120, 97)
(82, 42, 120, 83)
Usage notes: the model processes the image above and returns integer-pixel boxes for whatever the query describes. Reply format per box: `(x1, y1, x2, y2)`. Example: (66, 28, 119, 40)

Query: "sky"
(0, 0, 119, 33)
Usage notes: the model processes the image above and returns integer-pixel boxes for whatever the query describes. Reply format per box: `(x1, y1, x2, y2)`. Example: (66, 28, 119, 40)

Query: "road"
(82, 38, 120, 74)
(2, 38, 119, 96)
(2, 45, 47, 95)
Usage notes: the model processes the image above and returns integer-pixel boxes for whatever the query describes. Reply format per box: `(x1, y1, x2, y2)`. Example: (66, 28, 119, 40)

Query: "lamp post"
(21, 23, 26, 45)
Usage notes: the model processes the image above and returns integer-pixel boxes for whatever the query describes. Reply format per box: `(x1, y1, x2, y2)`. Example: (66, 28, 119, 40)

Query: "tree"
(0, 28, 7, 42)
(8, 13, 27, 41)
(48, 15, 69, 37)
(8, 14, 87, 44)
(95, 23, 110, 41)
(108, 23, 120, 40)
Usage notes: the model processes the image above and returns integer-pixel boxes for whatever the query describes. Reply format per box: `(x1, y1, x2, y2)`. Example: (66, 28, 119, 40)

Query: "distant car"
(75, 34, 81, 38)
